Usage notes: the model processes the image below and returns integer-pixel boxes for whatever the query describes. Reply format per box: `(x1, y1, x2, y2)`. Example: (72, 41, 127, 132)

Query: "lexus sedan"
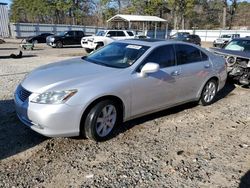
(14, 39, 227, 141)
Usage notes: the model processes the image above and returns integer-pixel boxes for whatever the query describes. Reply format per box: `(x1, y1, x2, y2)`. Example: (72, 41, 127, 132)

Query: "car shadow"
(0, 48, 18, 50)
(61, 45, 82, 49)
(0, 55, 37, 59)
(239, 170, 250, 188)
(0, 99, 47, 160)
(112, 81, 236, 140)
(215, 81, 236, 102)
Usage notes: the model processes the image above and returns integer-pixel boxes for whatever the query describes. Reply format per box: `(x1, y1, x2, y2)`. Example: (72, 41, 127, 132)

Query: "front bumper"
(81, 41, 97, 50)
(14, 89, 83, 137)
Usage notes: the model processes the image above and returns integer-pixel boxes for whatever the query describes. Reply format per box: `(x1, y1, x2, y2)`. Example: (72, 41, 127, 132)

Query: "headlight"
(50, 37, 55, 42)
(31, 90, 77, 104)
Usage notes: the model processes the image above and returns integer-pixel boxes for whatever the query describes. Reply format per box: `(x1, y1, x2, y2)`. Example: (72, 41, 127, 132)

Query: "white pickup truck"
(81, 30, 135, 53)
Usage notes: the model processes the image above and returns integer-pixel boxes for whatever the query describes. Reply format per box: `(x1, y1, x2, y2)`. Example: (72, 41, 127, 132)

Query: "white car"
(81, 30, 135, 53)
(213, 34, 240, 48)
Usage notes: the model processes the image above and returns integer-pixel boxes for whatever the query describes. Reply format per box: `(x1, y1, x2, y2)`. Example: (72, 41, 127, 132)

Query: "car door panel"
(130, 45, 178, 117)
(174, 44, 212, 102)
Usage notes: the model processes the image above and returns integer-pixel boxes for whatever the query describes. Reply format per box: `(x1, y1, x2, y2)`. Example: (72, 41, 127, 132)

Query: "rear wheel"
(199, 79, 218, 106)
(83, 100, 120, 141)
(56, 41, 63, 48)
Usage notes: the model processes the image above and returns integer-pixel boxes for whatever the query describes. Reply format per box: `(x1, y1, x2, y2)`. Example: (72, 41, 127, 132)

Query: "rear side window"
(127, 31, 134, 36)
(76, 31, 84, 37)
(143, 45, 176, 68)
(201, 51, 208, 61)
(116, 31, 126, 37)
(175, 44, 204, 65)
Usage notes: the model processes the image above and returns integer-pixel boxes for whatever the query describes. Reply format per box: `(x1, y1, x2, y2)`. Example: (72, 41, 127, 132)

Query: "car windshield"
(220, 35, 231, 38)
(224, 40, 250, 51)
(96, 31, 106, 36)
(84, 42, 149, 68)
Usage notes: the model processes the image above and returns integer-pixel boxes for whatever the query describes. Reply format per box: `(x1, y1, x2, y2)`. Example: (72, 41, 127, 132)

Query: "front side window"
(84, 42, 149, 68)
(143, 45, 176, 68)
(66, 31, 74, 36)
(175, 44, 203, 65)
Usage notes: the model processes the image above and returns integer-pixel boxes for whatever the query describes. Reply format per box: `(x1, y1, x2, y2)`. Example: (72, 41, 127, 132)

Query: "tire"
(83, 100, 120, 141)
(56, 41, 63, 48)
(95, 44, 103, 50)
(199, 79, 218, 106)
(85, 48, 92, 53)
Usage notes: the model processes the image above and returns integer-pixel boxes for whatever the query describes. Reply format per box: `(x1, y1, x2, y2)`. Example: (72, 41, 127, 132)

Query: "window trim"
(174, 44, 208, 65)
(136, 44, 177, 72)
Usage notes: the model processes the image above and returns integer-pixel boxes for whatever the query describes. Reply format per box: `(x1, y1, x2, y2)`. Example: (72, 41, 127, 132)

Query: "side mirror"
(106, 34, 111, 37)
(140, 63, 159, 77)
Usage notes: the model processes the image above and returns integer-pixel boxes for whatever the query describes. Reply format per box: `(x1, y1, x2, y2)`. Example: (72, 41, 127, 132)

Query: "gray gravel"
(0, 42, 250, 188)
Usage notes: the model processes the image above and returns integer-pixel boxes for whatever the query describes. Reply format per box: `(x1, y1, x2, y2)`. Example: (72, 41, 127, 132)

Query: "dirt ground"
(0, 41, 249, 188)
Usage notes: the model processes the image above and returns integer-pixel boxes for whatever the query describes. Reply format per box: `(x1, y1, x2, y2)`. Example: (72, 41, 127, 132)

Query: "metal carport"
(107, 14, 167, 38)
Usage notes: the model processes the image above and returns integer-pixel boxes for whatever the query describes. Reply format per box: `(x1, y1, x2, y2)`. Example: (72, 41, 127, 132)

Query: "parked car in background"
(210, 37, 250, 86)
(46, 30, 85, 48)
(26, 33, 54, 43)
(170, 32, 201, 45)
(213, 34, 240, 48)
(14, 39, 227, 141)
(81, 30, 135, 53)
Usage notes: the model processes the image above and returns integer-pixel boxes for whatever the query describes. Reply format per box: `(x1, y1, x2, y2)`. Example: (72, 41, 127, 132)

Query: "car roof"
(117, 39, 195, 47)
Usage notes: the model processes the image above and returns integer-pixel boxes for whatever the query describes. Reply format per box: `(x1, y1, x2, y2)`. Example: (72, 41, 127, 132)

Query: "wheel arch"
(79, 95, 125, 135)
(197, 76, 219, 99)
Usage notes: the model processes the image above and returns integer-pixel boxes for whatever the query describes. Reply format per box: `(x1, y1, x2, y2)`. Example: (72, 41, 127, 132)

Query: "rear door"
(174, 44, 212, 102)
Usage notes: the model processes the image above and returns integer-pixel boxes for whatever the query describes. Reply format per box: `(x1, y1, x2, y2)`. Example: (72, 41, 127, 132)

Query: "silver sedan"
(14, 39, 227, 141)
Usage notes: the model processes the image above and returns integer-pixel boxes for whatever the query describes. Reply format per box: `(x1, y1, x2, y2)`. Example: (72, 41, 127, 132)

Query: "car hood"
(81, 36, 107, 41)
(21, 58, 123, 93)
(209, 47, 250, 59)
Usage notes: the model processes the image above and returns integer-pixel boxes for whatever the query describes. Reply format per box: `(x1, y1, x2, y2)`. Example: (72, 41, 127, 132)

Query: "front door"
(131, 45, 180, 117)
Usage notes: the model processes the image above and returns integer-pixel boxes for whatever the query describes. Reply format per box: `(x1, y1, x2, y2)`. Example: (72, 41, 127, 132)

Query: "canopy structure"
(107, 14, 167, 23)
(107, 14, 167, 38)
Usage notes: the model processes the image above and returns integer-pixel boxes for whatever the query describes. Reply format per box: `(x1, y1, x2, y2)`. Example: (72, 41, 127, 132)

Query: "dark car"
(46, 30, 85, 48)
(26, 33, 54, 43)
(170, 33, 201, 45)
(210, 37, 250, 86)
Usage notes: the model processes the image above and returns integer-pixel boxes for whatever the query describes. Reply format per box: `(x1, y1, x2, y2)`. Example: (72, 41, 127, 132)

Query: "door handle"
(204, 64, 211, 68)
(171, 70, 180, 76)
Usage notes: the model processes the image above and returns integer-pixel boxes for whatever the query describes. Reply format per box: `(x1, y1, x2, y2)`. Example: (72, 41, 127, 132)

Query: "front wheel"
(83, 100, 120, 141)
(56, 41, 63, 48)
(85, 48, 92, 53)
(199, 79, 218, 106)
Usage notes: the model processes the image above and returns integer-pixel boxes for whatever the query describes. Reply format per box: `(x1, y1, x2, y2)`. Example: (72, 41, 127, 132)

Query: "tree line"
(10, 0, 250, 29)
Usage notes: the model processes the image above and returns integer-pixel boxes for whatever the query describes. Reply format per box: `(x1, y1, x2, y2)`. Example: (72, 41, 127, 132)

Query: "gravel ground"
(0, 41, 250, 188)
